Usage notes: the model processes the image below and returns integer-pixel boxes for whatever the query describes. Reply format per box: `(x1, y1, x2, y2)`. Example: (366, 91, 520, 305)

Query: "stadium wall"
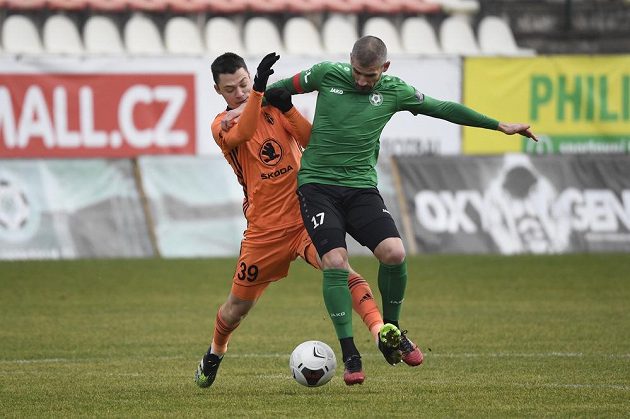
(1, 55, 629, 259)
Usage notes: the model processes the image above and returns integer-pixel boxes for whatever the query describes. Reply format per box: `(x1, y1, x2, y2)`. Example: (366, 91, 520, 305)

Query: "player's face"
(350, 55, 390, 92)
(214, 67, 252, 109)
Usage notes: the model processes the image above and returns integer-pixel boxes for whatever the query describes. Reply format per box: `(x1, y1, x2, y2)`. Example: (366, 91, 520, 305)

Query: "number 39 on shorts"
(311, 212, 325, 229)
(237, 262, 259, 282)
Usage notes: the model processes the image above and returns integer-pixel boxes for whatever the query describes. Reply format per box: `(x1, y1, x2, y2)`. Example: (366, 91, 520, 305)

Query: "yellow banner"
(463, 55, 630, 154)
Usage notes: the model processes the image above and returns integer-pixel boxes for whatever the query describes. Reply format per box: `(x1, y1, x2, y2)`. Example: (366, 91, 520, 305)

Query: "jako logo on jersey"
(259, 139, 283, 166)
(330, 311, 346, 317)
(330, 87, 344, 95)
(260, 165, 294, 180)
(369, 92, 383, 106)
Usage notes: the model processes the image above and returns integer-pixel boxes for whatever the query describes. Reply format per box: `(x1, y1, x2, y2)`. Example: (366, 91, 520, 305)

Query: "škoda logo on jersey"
(259, 139, 295, 180)
(259, 139, 283, 166)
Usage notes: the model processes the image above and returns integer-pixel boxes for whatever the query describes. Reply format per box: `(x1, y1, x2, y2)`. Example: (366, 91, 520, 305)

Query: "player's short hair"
(351, 36, 388, 67)
(211, 52, 248, 84)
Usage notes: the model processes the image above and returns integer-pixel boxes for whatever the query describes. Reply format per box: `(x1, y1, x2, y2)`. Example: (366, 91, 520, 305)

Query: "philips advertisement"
(463, 55, 630, 155)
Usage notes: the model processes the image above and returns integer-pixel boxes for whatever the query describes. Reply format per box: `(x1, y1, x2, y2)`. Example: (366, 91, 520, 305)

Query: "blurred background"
(1, 0, 629, 259)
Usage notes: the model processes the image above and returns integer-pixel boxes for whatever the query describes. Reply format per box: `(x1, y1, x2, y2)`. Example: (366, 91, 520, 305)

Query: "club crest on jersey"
(259, 139, 283, 166)
(369, 92, 383, 106)
(414, 89, 425, 104)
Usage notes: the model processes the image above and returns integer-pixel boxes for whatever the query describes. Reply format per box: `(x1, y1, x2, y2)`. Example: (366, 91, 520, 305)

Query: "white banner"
(0, 159, 153, 259)
(138, 155, 247, 257)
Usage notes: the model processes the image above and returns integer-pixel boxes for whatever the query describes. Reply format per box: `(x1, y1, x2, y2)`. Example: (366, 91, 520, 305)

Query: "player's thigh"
(346, 188, 401, 252)
(231, 238, 293, 301)
(292, 226, 321, 270)
(297, 184, 348, 258)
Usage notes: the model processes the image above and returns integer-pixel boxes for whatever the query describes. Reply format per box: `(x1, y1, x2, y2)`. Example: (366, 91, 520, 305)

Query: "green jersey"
(269, 61, 499, 188)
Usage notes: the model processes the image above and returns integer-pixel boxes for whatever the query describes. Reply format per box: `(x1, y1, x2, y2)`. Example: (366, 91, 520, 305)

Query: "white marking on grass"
(530, 383, 630, 391)
(434, 352, 586, 358)
(3, 351, 629, 365)
(8, 358, 71, 364)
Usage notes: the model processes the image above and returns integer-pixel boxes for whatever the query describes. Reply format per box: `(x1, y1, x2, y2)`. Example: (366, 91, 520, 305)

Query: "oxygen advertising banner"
(395, 154, 630, 254)
(463, 56, 630, 155)
(0, 57, 206, 158)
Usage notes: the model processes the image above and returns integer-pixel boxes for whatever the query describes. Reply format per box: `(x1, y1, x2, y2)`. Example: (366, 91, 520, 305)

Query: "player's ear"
(213, 84, 221, 95)
(382, 61, 391, 73)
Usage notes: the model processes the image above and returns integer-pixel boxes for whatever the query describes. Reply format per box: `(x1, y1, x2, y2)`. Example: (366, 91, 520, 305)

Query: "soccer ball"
(289, 340, 337, 387)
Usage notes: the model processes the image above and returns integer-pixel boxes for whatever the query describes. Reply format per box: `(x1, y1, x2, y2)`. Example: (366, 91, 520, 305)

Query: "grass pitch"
(1, 254, 629, 417)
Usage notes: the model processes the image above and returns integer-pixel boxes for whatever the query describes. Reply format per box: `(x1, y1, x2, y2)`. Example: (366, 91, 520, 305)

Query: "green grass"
(1, 254, 629, 417)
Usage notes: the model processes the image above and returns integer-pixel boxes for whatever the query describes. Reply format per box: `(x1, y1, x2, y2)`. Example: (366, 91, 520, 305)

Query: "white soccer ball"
(289, 340, 337, 387)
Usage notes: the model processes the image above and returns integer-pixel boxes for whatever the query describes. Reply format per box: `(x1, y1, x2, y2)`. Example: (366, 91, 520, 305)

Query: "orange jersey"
(212, 91, 311, 233)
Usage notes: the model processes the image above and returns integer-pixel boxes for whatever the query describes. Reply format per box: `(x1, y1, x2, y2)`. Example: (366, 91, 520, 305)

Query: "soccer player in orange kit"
(194, 52, 394, 387)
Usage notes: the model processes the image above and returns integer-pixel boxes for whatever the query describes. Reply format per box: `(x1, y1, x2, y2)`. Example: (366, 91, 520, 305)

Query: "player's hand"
(221, 104, 245, 131)
(253, 52, 280, 92)
(264, 88, 293, 113)
(498, 122, 538, 142)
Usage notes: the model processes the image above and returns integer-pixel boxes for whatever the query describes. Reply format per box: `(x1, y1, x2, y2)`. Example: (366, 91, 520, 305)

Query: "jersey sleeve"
(211, 90, 264, 151)
(279, 106, 312, 148)
(268, 61, 332, 94)
(395, 81, 499, 130)
(419, 95, 499, 130)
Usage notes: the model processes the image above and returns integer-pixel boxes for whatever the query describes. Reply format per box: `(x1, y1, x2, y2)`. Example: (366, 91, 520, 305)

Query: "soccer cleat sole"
(195, 362, 211, 388)
(378, 323, 403, 365)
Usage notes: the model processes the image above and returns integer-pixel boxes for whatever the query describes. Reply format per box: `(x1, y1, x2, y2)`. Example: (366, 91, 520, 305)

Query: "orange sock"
(210, 306, 240, 356)
(348, 273, 384, 342)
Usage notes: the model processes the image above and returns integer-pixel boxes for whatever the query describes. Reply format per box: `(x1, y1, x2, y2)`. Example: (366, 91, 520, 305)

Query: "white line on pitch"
(3, 351, 629, 364)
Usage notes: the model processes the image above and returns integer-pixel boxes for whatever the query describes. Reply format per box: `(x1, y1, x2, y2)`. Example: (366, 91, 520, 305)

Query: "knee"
(375, 239, 406, 265)
(321, 248, 349, 270)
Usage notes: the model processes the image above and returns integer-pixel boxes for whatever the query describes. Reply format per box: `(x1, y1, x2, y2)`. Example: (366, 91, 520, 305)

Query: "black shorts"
(297, 183, 400, 258)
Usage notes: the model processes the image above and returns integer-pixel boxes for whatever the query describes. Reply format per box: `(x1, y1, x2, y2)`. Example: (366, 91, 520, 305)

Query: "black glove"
(264, 88, 293, 113)
(253, 52, 280, 92)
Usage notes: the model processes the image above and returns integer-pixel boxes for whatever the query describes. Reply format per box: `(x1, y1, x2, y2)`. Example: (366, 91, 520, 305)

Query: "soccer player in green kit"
(265, 36, 538, 385)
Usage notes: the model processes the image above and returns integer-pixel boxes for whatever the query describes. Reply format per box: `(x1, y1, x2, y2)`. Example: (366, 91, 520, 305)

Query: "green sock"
(322, 268, 353, 339)
(378, 260, 408, 323)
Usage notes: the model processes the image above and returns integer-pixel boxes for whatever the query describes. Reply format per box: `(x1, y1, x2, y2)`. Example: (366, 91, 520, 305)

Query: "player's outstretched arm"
(497, 122, 538, 142)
